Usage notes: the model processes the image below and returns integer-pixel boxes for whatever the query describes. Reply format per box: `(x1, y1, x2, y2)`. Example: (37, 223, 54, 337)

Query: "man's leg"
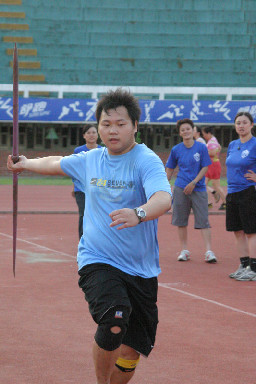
(110, 345, 140, 384)
(178, 226, 188, 250)
(234, 230, 249, 257)
(93, 341, 121, 384)
(246, 233, 256, 258)
(201, 227, 212, 251)
(78, 265, 133, 383)
(93, 305, 131, 384)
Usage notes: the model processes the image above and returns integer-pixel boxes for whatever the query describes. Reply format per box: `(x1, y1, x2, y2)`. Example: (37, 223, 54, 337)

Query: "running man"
(7, 88, 172, 384)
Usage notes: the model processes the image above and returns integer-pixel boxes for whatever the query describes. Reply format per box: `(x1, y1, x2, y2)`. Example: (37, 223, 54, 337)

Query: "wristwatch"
(134, 207, 147, 224)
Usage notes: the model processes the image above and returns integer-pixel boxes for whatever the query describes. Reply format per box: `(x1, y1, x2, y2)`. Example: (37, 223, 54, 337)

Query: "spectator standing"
(202, 126, 226, 210)
(166, 118, 217, 263)
(226, 112, 256, 281)
(73, 124, 101, 239)
(193, 126, 206, 144)
(193, 126, 220, 204)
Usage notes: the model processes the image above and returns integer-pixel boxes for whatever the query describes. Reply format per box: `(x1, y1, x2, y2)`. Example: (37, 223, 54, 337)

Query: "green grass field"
(0, 176, 73, 185)
(0, 176, 228, 186)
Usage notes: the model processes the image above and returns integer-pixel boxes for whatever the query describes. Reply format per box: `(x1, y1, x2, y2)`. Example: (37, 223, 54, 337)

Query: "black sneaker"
(219, 203, 226, 210)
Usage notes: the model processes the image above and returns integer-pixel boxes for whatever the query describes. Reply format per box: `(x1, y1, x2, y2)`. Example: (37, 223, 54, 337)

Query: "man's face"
(179, 123, 193, 140)
(98, 106, 137, 155)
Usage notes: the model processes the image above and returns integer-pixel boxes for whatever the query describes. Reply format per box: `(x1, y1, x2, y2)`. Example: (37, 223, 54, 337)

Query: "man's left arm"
(139, 190, 172, 220)
(109, 191, 172, 230)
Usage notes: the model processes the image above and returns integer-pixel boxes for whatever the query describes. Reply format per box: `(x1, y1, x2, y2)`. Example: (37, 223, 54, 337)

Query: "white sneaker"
(229, 264, 245, 279)
(235, 266, 256, 281)
(177, 250, 190, 261)
(205, 250, 217, 263)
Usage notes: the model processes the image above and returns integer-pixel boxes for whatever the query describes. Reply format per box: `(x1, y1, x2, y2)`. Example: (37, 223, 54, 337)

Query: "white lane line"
(1, 230, 254, 318)
(0, 232, 76, 259)
(159, 282, 256, 318)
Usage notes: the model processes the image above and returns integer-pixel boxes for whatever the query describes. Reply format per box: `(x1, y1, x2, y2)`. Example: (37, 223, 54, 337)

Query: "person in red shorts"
(202, 126, 226, 210)
(193, 126, 220, 204)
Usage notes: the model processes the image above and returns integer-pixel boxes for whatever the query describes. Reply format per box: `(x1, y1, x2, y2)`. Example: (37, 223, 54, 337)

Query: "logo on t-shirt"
(193, 152, 200, 162)
(241, 150, 249, 158)
(90, 177, 135, 190)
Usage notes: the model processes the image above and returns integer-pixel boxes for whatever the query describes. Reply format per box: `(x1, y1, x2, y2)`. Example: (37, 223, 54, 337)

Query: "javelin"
(12, 43, 19, 277)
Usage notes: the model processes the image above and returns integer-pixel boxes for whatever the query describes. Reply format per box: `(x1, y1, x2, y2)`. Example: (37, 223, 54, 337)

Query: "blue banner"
(1, 97, 256, 124)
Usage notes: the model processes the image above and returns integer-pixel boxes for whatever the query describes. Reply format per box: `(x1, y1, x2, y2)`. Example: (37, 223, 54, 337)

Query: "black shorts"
(78, 263, 158, 357)
(226, 186, 256, 234)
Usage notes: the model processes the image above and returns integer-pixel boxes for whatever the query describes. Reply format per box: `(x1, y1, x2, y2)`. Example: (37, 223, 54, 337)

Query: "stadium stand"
(0, 0, 256, 88)
(1, 0, 256, 177)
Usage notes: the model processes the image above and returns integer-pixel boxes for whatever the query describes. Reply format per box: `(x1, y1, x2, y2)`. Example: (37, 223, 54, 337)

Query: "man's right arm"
(165, 167, 174, 181)
(7, 155, 67, 176)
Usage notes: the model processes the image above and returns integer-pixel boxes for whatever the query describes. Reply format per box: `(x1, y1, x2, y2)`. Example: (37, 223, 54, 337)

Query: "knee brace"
(95, 305, 130, 351)
(115, 356, 140, 372)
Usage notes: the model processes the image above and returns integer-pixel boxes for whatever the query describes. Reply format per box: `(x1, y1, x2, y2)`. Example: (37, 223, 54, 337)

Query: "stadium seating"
(0, 0, 256, 89)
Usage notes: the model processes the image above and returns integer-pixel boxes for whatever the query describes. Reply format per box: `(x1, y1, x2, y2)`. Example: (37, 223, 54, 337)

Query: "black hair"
(82, 124, 97, 134)
(234, 111, 254, 124)
(95, 88, 141, 125)
(195, 126, 203, 135)
(202, 126, 213, 134)
(176, 118, 194, 130)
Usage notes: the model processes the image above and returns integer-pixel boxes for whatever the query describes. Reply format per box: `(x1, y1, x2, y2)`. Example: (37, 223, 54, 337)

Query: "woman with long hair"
(226, 112, 256, 281)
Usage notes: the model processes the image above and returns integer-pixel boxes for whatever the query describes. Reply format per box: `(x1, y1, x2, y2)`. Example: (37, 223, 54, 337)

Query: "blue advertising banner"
(1, 97, 256, 124)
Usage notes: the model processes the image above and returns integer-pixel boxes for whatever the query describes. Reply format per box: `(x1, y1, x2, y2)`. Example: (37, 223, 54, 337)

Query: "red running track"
(0, 187, 255, 384)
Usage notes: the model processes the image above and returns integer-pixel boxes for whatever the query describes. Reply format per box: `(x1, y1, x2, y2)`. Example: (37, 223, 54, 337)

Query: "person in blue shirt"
(72, 124, 101, 239)
(166, 118, 217, 263)
(7, 88, 172, 384)
(226, 111, 256, 281)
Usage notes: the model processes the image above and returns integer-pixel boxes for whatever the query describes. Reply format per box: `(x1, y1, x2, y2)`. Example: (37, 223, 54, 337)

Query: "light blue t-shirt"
(165, 141, 211, 191)
(226, 136, 256, 193)
(73, 144, 101, 192)
(60, 144, 172, 278)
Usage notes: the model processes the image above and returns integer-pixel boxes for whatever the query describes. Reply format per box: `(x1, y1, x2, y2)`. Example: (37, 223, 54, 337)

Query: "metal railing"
(1, 84, 256, 100)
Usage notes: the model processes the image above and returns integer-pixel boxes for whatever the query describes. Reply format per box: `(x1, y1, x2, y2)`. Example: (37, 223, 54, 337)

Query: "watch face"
(137, 208, 146, 219)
